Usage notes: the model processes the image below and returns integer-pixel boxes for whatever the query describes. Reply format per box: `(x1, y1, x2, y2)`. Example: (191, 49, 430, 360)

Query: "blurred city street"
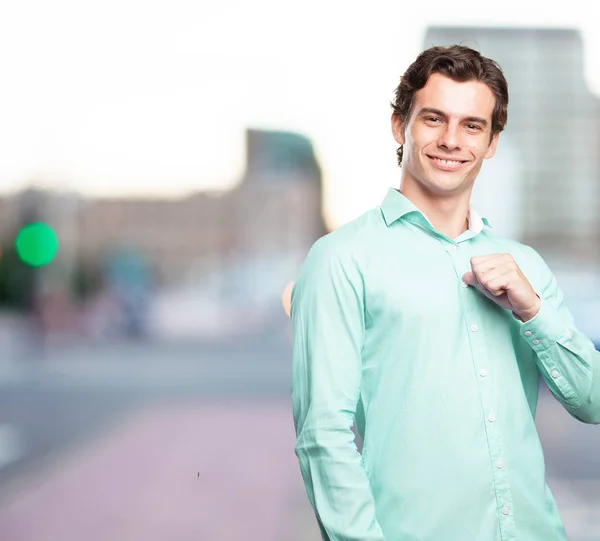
(0, 331, 321, 541)
(0, 333, 599, 541)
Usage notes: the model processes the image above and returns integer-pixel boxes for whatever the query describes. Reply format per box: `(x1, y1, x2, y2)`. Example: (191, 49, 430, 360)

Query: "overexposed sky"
(0, 1, 599, 228)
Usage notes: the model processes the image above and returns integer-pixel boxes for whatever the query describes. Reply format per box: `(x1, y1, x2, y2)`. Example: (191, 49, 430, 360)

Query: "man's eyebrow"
(418, 107, 489, 127)
(418, 107, 447, 119)
(463, 116, 488, 127)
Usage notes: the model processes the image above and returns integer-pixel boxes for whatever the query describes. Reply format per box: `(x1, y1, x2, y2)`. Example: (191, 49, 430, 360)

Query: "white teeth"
(434, 157, 462, 165)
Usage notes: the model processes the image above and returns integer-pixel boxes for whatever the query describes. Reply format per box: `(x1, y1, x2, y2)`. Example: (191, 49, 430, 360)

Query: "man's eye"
(466, 124, 481, 131)
(426, 117, 441, 123)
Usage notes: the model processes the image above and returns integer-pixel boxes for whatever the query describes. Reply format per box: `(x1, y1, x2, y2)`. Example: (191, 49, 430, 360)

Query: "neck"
(398, 178, 472, 240)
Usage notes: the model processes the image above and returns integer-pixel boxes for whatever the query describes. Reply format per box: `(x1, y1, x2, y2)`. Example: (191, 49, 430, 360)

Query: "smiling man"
(290, 45, 600, 541)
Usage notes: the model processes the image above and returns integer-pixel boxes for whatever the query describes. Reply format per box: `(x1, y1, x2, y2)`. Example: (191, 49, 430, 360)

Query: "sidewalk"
(0, 398, 320, 541)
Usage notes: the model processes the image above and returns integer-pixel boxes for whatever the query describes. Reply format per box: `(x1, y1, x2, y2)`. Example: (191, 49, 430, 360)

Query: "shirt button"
(532, 339, 541, 345)
(551, 370, 559, 379)
(450, 245, 458, 252)
(488, 413, 496, 423)
(524, 330, 533, 336)
(502, 506, 510, 515)
(470, 324, 479, 332)
(497, 461, 504, 469)
(479, 369, 488, 377)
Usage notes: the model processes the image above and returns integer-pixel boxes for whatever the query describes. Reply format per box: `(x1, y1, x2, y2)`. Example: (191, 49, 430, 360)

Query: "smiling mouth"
(427, 155, 468, 170)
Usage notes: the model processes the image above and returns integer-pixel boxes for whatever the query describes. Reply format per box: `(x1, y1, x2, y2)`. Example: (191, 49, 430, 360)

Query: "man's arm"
(290, 236, 386, 541)
(518, 246, 600, 424)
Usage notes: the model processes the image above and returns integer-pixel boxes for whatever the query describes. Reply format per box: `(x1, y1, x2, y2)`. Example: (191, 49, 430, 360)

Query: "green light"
(15, 222, 59, 267)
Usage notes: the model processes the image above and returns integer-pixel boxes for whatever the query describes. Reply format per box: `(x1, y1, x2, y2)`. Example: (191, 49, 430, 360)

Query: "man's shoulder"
(481, 230, 548, 273)
(313, 207, 380, 249)
(301, 207, 380, 267)
(481, 229, 538, 255)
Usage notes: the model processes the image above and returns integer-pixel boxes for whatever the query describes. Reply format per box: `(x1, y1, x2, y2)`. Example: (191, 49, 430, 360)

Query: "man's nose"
(437, 123, 461, 150)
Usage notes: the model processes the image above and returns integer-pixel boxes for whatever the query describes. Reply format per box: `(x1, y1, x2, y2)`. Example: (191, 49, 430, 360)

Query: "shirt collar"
(380, 187, 491, 234)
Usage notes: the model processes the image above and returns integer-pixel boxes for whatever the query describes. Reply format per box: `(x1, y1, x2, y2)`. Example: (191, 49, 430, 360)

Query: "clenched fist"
(462, 253, 541, 322)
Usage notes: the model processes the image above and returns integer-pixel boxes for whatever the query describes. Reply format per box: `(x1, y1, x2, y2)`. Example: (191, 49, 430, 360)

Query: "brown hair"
(391, 45, 509, 166)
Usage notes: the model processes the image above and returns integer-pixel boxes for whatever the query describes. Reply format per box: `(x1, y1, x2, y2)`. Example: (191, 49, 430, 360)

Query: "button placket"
(452, 244, 516, 539)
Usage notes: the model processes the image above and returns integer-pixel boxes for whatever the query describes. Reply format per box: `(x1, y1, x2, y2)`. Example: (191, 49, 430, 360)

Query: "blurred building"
(0, 128, 326, 331)
(75, 127, 326, 286)
(0, 197, 15, 238)
(424, 26, 600, 267)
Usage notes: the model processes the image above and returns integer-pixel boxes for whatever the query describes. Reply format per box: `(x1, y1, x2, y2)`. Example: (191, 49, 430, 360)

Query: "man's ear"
(485, 132, 499, 159)
(391, 113, 405, 145)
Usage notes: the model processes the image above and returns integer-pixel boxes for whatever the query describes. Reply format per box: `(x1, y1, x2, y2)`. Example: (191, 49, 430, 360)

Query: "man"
(289, 45, 600, 541)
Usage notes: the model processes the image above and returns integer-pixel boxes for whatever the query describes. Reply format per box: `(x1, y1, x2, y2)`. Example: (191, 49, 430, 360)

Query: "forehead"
(414, 73, 496, 120)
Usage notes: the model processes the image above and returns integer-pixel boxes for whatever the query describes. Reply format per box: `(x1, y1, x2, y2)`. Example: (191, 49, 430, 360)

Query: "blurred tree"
(0, 240, 36, 311)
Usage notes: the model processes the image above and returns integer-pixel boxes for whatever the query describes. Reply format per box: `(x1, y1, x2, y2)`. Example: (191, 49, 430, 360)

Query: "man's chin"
(424, 175, 473, 196)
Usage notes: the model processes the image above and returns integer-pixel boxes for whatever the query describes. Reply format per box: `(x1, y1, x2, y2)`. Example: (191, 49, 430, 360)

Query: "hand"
(462, 254, 541, 322)
(281, 281, 294, 317)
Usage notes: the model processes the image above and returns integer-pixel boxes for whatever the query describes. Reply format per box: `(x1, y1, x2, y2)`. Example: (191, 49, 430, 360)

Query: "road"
(0, 335, 598, 541)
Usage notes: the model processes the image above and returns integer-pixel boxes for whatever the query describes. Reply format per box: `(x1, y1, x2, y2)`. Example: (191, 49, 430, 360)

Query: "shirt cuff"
(514, 297, 567, 353)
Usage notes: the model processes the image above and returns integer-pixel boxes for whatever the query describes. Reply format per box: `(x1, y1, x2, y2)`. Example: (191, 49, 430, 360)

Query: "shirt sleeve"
(290, 235, 387, 541)
(516, 246, 600, 424)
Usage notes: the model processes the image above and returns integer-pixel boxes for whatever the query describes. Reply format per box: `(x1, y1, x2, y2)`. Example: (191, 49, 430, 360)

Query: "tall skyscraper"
(423, 27, 600, 266)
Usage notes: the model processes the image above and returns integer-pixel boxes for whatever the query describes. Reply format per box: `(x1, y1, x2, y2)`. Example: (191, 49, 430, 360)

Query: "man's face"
(392, 73, 499, 197)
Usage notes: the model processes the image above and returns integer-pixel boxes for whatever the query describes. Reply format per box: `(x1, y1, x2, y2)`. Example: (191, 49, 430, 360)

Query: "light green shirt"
(291, 187, 600, 541)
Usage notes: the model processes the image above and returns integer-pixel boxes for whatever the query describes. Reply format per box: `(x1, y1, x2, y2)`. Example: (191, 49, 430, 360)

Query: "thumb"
(462, 271, 477, 287)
